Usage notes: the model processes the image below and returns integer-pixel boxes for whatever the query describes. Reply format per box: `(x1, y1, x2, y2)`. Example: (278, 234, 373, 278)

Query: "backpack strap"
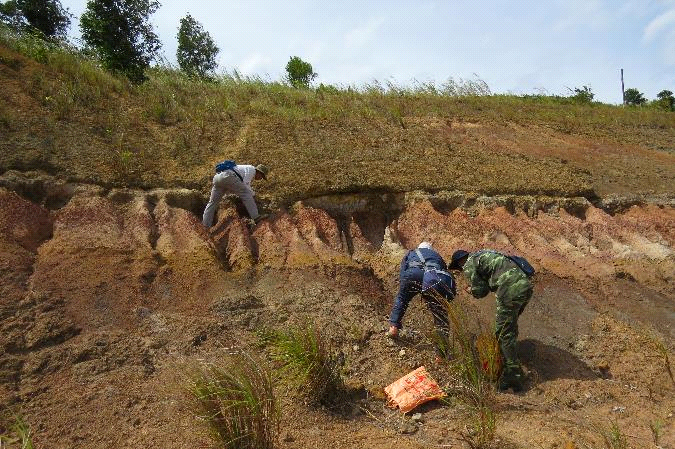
(229, 168, 244, 183)
(413, 249, 442, 271)
(415, 249, 426, 265)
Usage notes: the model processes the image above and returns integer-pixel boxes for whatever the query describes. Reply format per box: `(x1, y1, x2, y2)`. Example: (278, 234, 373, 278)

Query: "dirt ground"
(1, 176, 674, 449)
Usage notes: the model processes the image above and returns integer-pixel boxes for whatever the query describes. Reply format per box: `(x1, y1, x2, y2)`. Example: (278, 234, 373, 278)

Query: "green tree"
(176, 14, 219, 78)
(285, 56, 316, 88)
(80, 0, 161, 83)
(0, 0, 70, 38)
(0, 1, 24, 28)
(624, 87, 646, 106)
(655, 90, 674, 111)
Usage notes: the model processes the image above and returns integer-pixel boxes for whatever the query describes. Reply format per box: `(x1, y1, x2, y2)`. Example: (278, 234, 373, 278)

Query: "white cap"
(417, 241, 433, 250)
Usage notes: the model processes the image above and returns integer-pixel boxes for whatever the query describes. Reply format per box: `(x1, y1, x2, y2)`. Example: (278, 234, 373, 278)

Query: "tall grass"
(188, 354, 279, 449)
(4, 22, 674, 134)
(442, 299, 501, 448)
(258, 324, 345, 407)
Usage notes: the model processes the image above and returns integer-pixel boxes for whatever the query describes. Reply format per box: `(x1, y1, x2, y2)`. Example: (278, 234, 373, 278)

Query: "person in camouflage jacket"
(449, 249, 534, 392)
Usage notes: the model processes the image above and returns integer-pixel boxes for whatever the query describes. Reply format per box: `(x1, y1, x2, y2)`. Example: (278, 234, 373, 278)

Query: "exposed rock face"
(0, 175, 674, 448)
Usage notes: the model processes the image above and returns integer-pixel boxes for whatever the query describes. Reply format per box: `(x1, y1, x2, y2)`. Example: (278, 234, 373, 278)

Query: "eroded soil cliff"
(1, 170, 674, 448)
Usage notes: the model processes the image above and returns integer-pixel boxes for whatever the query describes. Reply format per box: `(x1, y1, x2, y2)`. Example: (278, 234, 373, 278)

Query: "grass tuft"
(0, 413, 34, 449)
(258, 324, 345, 407)
(600, 420, 629, 449)
(441, 299, 501, 448)
(188, 354, 279, 449)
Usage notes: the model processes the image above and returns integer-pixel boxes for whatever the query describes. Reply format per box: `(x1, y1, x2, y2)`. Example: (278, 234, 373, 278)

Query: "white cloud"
(238, 54, 270, 75)
(643, 8, 675, 40)
(552, 0, 612, 32)
(344, 17, 386, 48)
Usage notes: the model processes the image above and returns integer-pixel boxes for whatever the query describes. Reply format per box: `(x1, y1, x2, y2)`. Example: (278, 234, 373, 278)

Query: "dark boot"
(498, 366, 525, 392)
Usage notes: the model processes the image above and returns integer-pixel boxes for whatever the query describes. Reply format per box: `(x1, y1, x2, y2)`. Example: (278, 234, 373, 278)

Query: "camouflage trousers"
(494, 273, 533, 374)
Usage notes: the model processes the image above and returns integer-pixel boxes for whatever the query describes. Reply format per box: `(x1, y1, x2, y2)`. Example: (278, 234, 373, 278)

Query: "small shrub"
(259, 324, 344, 406)
(285, 56, 316, 88)
(569, 85, 594, 103)
(624, 88, 646, 106)
(188, 354, 279, 449)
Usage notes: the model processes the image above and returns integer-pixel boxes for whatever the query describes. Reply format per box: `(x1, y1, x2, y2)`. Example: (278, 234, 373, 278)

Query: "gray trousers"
(202, 171, 258, 227)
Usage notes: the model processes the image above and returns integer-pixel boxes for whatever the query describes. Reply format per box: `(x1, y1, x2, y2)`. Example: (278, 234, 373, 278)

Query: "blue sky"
(62, 0, 675, 104)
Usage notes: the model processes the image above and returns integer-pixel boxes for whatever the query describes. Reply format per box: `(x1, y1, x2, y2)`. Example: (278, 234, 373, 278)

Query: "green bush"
(624, 88, 646, 106)
(570, 85, 594, 103)
(285, 56, 316, 88)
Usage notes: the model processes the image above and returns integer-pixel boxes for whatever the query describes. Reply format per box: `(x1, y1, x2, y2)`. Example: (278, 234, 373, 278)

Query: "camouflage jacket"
(462, 250, 530, 299)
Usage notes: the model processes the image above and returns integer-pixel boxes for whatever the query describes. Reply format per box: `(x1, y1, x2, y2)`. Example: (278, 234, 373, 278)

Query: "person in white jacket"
(202, 163, 269, 228)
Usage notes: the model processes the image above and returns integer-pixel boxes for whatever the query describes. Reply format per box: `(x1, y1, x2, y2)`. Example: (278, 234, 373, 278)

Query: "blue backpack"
(215, 160, 244, 182)
(422, 269, 457, 301)
(414, 249, 456, 300)
(215, 160, 236, 173)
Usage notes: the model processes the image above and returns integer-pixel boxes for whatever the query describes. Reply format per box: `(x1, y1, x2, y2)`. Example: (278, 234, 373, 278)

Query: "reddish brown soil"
(1, 179, 674, 449)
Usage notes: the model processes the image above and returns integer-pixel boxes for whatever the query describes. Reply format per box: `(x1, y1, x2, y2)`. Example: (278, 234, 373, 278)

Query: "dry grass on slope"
(2, 27, 675, 204)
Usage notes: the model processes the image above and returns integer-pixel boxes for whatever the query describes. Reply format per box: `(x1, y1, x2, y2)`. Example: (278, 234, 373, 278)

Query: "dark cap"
(448, 249, 470, 270)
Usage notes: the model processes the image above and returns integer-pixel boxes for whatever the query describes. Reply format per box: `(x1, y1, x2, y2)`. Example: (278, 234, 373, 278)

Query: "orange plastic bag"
(384, 366, 446, 413)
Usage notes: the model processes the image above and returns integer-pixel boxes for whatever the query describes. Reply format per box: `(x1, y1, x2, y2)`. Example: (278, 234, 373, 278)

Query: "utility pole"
(621, 69, 625, 105)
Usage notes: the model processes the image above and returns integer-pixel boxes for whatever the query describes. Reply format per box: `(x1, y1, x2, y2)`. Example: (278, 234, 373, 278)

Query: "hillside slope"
(1, 40, 675, 449)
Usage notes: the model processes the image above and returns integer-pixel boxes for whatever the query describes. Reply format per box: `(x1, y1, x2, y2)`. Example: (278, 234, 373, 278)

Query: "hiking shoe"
(386, 326, 399, 338)
(498, 370, 525, 392)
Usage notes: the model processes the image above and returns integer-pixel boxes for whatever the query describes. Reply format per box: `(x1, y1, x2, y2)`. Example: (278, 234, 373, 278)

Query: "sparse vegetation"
(649, 419, 663, 446)
(1, 22, 674, 199)
(0, 413, 34, 449)
(258, 324, 345, 407)
(188, 354, 279, 449)
(600, 421, 629, 449)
